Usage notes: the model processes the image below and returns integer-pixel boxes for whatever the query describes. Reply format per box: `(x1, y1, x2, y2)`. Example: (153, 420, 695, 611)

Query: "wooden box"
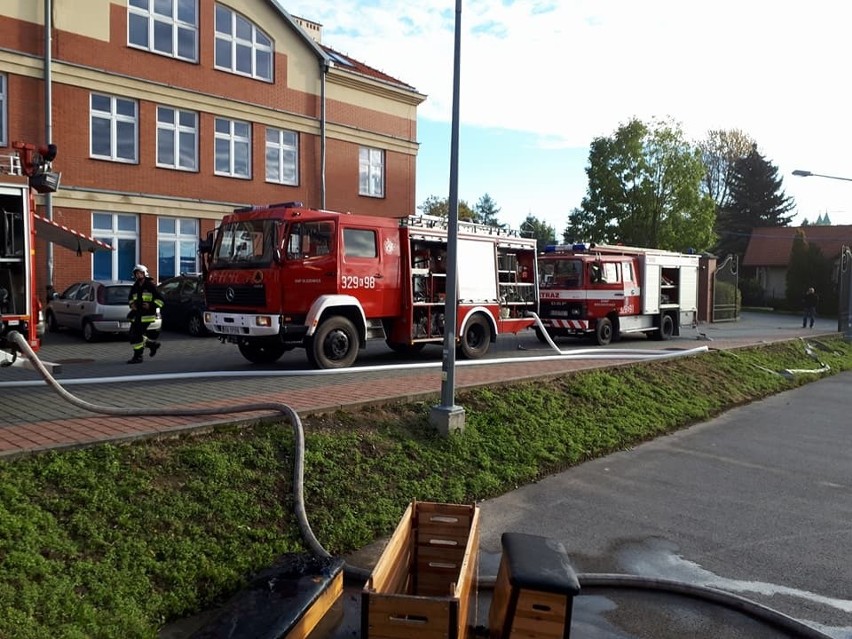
(362, 500, 481, 639)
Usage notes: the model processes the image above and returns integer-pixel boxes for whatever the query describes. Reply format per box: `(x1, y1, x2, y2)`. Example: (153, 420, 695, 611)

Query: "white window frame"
(265, 127, 298, 185)
(0, 73, 6, 147)
(156, 106, 198, 171)
(90, 94, 138, 163)
(214, 117, 251, 178)
(92, 212, 139, 281)
(214, 4, 273, 82)
(128, 0, 198, 62)
(157, 217, 199, 278)
(359, 147, 385, 198)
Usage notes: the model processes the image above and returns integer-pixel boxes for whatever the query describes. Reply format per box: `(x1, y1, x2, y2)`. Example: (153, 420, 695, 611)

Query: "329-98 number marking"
(341, 275, 376, 289)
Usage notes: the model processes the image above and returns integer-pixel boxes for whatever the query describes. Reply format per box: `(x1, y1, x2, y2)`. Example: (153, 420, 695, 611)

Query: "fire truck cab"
(201, 204, 539, 369)
(537, 242, 700, 346)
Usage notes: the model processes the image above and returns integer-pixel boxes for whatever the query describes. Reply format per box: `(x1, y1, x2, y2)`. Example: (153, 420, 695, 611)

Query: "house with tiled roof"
(742, 225, 852, 301)
(1, 1, 425, 298)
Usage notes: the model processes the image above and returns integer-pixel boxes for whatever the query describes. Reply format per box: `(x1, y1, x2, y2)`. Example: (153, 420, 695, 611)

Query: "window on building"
(157, 106, 198, 171)
(265, 128, 298, 185)
(359, 147, 384, 198)
(0, 73, 6, 147)
(214, 4, 273, 81)
(214, 117, 251, 178)
(157, 217, 198, 279)
(90, 94, 138, 163)
(92, 213, 139, 281)
(128, 0, 198, 62)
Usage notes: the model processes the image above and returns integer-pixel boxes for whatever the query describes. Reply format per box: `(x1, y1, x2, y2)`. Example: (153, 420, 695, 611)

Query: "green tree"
(520, 214, 556, 252)
(473, 193, 505, 228)
(716, 144, 795, 259)
(565, 117, 716, 252)
(785, 230, 833, 313)
(698, 128, 754, 210)
(418, 195, 475, 221)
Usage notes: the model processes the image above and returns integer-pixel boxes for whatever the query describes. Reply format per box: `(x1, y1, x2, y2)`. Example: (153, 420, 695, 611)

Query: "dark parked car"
(46, 280, 162, 342)
(157, 274, 208, 336)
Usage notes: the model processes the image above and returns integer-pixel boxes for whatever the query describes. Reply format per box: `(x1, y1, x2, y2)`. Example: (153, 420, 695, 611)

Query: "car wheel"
(82, 320, 98, 343)
(187, 313, 206, 337)
(47, 311, 60, 333)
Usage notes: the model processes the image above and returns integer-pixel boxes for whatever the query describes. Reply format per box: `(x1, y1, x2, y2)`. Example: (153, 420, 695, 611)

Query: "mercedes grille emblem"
(225, 287, 236, 302)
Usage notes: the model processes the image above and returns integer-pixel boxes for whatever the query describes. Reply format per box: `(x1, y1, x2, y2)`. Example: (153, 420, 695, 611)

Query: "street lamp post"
(791, 169, 852, 341)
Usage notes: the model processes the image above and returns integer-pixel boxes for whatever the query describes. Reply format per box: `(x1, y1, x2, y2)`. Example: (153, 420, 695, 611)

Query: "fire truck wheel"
(237, 339, 286, 364)
(595, 317, 613, 346)
(655, 314, 675, 341)
(308, 316, 359, 369)
(458, 315, 491, 359)
(534, 327, 549, 344)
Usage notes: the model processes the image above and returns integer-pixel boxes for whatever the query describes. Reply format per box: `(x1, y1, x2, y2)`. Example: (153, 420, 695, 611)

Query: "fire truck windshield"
(540, 258, 582, 289)
(212, 219, 276, 267)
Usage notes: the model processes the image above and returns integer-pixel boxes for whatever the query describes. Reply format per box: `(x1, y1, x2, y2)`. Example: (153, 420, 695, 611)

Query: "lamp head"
(792, 170, 813, 177)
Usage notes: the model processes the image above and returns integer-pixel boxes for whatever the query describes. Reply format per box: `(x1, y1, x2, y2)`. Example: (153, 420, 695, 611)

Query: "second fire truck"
(201, 204, 539, 369)
(536, 242, 700, 346)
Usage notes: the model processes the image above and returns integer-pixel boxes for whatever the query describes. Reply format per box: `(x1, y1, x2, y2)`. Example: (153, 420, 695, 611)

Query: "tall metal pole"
(429, 0, 466, 434)
(44, 0, 54, 300)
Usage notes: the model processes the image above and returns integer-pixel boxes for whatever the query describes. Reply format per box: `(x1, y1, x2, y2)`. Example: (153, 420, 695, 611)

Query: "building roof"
(320, 45, 417, 91)
(267, 1, 417, 92)
(742, 225, 852, 266)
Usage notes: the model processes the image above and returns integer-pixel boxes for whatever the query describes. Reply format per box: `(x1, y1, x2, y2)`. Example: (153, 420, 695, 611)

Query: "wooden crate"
(362, 500, 481, 639)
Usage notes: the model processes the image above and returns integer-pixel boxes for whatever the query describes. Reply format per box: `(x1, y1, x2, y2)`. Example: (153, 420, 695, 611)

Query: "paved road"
(475, 373, 852, 638)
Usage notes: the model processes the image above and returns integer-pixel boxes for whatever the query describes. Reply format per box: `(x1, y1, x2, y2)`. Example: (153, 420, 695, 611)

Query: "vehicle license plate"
(119, 322, 130, 329)
(223, 325, 242, 335)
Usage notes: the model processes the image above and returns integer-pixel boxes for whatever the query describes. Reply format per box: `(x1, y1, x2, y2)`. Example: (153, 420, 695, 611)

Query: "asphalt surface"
(2, 311, 850, 638)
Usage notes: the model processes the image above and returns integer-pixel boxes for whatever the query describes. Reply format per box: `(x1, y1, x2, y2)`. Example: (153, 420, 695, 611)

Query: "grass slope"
(1, 338, 849, 638)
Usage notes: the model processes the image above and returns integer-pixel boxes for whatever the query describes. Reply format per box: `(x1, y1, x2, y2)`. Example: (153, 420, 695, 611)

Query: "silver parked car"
(46, 280, 162, 342)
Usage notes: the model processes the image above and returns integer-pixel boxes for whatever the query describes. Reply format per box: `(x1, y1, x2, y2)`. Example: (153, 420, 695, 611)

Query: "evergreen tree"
(473, 193, 505, 228)
(520, 214, 556, 252)
(715, 144, 795, 259)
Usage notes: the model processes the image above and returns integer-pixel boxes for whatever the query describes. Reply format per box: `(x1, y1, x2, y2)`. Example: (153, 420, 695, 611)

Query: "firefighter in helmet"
(127, 264, 164, 364)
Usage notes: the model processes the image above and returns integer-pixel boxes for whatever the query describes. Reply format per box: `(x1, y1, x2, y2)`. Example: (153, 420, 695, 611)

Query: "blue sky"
(281, 0, 852, 234)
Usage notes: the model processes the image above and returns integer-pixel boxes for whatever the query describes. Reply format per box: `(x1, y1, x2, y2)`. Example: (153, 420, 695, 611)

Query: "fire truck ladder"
(0, 152, 24, 177)
(404, 214, 523, 238)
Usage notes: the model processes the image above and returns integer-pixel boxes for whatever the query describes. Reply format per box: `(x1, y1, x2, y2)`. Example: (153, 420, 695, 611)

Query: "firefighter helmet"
(132, 264, 149, 278)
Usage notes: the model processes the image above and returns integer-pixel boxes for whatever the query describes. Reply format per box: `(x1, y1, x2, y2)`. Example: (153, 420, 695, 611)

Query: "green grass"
(1, 337, 850, 638)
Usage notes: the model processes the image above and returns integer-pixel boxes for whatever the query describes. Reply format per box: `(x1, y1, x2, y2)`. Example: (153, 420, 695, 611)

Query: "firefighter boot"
(147, 340, 161, 358)
(127, 350, 144, 364)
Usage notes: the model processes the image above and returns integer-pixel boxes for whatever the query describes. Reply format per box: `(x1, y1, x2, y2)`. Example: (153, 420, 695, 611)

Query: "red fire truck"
(1, 142, 109, 368)
(536, 242, 700, 346)
(201, 204, 539, 368)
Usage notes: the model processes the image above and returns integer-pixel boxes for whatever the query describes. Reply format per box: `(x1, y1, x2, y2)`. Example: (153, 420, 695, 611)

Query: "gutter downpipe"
(44, 0, 54, 301)
(320, 60, 328, 210)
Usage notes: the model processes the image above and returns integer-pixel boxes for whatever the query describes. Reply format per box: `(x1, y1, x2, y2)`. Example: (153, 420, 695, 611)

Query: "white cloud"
(283, 0, 852, 226)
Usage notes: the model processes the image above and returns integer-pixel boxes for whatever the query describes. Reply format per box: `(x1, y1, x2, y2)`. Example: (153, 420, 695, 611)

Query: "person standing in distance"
(127, 264, 164, 364)
(802, 287, 819, 329)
